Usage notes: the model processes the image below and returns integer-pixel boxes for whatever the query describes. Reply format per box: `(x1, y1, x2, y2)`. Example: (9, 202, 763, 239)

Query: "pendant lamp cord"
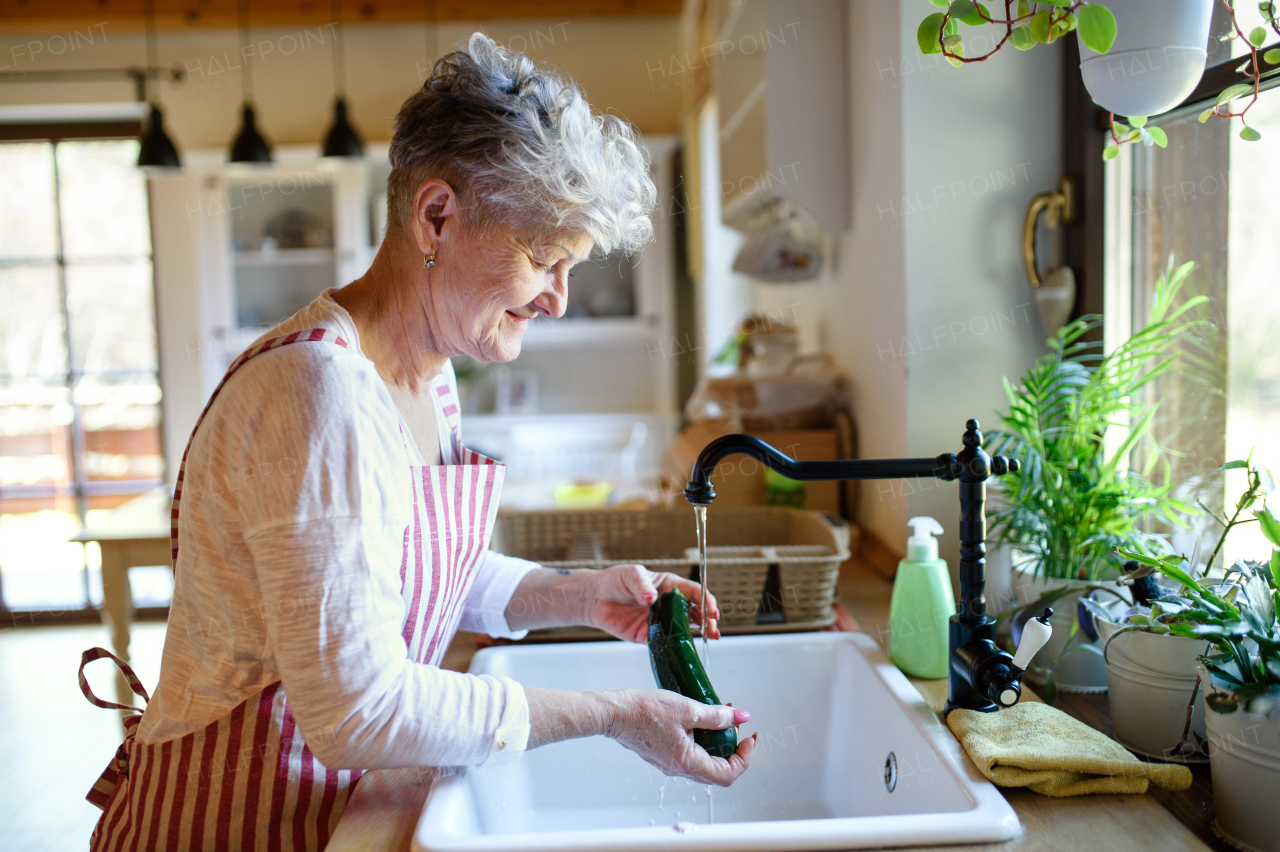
(330, 0, 347, 98)
(144, 0, 158, 104)
(422, 0, 436, 77)
(238, 0, 252, 104)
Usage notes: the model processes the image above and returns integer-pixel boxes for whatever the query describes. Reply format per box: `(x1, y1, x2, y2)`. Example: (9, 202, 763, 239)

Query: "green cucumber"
(647, 589, 738, 758)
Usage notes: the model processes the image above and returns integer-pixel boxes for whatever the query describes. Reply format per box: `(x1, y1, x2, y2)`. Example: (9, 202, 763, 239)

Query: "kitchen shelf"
(233, 248, 335, 267)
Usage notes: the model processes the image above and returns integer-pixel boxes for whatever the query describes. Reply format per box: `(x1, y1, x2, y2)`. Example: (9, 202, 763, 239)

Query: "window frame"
(0, 122, 166, 621)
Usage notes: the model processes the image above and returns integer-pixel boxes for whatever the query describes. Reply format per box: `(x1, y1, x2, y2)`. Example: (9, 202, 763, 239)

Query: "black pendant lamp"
(139, 105, 181, 167)
(137, 0, 181, 168)
(229, 0, 272, 163)
(322, 0, 363, 157)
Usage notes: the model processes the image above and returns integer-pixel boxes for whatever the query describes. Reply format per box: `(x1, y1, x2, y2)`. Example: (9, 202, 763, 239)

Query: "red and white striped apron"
(79, 329, 504, 851)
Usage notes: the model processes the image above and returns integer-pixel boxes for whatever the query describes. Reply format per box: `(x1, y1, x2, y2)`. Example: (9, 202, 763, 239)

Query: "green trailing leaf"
(1199, 107, 1216, 123)
(1010, 26, 1036, 49)
(918, 13, 946, 54)
(1017, 0, 1031, 19)
(1241, 125, 1263, 141)
(1218, 83, 1254, 105)
(1265, 48, 1280, 64)
(1030, 9, 1052, 43)
(946, 41, 965, 66)
(1078, 3, 1118, 53)
(1148, 126, 1168, 148)
(1223, 460, 1251, 470)
(928, 0, 949, 6)
(1112, 121, 1129, 134)
(943, 33, 963, 49)
(1128, 115, 1146, 127)
(1040, 0, 1070, 5)
(1103, 144, 1120, 160)
(1273, 550, 1280, 588)
(1249, 26, 1268, 47)
(949, 0, 977, 18)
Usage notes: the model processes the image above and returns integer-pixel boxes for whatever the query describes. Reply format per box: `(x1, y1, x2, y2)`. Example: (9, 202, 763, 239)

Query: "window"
(0, 136, 165, 613)
(1101, 30, 1280, 567)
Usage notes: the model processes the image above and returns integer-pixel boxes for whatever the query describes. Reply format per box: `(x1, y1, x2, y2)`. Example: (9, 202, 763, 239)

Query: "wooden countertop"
(327, 558, 1219, 852)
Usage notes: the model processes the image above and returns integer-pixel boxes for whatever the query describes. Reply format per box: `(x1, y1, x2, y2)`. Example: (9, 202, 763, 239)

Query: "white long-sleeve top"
(136, 292, 536, 770)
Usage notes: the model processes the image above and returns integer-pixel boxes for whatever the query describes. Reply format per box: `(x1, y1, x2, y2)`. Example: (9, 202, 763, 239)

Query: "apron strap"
(170, 328, 350, 565)
(79, 647, 150, 712)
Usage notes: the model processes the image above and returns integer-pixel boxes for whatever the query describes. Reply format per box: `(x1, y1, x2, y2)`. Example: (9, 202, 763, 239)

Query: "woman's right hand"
(599, 689, 755, 786)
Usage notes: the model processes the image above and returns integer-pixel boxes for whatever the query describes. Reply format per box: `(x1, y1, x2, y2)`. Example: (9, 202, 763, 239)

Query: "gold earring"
(423, 251, 436, 269)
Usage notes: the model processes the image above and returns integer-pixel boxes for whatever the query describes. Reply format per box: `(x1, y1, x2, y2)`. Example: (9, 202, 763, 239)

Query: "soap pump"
(889, 517, 955, 679)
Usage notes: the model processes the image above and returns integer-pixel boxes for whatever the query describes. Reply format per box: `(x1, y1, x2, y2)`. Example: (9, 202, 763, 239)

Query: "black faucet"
(684, 418, 1049, 713)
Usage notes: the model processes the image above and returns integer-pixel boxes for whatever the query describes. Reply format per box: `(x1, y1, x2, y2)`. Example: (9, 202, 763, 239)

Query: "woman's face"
(429, 220, 593, 363)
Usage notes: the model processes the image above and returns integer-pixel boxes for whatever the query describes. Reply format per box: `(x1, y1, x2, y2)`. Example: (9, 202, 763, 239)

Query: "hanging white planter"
(1205, 698, 1280, 852)
(1078, 0, 1215, 117)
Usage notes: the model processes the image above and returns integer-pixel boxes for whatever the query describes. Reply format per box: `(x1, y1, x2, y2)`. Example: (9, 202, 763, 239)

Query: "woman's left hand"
(585, 564, 720, 644)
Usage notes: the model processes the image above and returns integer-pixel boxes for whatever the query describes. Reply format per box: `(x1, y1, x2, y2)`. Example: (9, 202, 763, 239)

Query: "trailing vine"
(916, 0, 1280, 157)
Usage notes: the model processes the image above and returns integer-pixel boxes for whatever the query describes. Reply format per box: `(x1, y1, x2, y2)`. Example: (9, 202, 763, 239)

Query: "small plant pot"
(1096, 619, 1209, 763)
(1011, 566, 1120, 693)
(1206, 700, 1280, 852)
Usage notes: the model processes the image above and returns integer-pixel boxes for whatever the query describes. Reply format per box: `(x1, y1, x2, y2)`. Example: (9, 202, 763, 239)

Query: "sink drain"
(883, 752, 898, 793)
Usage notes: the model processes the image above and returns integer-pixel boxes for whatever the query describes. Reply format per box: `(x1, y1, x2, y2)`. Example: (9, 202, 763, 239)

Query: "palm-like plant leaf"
(987, 260, 1206, 580)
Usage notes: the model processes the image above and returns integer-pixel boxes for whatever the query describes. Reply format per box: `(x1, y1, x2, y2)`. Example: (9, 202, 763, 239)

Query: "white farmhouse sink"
(414, 632, 1020, 851)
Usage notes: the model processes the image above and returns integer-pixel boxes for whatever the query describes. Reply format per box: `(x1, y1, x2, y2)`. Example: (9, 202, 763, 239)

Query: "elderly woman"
(80, 34, 754, 851)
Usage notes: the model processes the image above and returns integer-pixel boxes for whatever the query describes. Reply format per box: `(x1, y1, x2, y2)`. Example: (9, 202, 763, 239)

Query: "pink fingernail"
(733, 709, 751, 724)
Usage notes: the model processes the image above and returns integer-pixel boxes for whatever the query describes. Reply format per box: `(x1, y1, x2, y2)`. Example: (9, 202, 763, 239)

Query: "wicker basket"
(492, 507, 853, 632)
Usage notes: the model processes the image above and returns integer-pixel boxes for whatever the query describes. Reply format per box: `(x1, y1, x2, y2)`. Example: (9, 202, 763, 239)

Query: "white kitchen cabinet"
(713, 0, 848, 234)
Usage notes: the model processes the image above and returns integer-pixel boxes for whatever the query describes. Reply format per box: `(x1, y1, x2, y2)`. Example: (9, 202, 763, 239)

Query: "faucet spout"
(683, 419, 1025, 714)
(683, 433, 956, 506)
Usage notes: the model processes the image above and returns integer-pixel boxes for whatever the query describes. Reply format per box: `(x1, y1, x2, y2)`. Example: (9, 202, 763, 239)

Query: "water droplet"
(691, 795, 697, 803)
(673, 821, 697, 834)
(648, 819, 655, 826)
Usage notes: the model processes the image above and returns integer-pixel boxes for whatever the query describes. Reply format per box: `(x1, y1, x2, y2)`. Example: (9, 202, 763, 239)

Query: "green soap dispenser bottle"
(888, 516, 955, 679)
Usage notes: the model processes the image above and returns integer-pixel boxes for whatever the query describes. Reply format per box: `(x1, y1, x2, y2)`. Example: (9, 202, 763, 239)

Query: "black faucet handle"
(990, 455, 1020, 476)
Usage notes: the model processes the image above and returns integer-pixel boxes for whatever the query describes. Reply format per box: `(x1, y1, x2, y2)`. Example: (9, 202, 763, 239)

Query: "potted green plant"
(1113, 456, 1280, 852)
(1091, 458, 1277, 764)
(985, 258, 1206, 696)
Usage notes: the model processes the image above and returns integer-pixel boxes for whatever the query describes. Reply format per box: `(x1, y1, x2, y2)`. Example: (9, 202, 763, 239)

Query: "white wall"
(822, 2, 1060, 568)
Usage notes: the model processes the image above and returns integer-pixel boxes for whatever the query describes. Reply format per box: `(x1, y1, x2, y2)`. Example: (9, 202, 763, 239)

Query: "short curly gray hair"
(387, 33, 656, 256)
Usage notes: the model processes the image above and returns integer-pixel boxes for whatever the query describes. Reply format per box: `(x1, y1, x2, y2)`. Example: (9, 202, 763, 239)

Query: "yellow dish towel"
(946, 701, 1193, 797)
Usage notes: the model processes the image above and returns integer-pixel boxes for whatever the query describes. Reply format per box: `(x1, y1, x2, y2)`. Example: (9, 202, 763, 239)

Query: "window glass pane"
(0, 142, 57, 260)
(1129, 106, 1230, 533)
(76, 379, 163, 484)
(65, 260, 158, 374)
(0, 380, 74, 489)
(1226, 91, 1280, 563)
(56, 140, 150, 260)
(0, 507, 86, 611)
(564, 252, 637, 319)
(0, 265, 68, 380)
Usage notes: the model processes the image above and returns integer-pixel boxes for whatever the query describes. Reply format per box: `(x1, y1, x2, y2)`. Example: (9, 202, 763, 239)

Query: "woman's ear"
(411, 178, 459, 254)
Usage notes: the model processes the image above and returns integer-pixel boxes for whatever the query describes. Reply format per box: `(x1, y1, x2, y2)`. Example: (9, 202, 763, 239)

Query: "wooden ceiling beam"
(0, 0, 681, 34)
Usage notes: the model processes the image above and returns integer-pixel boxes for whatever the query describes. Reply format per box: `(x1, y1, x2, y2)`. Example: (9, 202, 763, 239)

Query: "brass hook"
(1022, 176, 1077, 287)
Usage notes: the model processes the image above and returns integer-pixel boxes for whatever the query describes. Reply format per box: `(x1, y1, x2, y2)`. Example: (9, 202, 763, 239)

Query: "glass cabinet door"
(225, 176, 336, 331)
